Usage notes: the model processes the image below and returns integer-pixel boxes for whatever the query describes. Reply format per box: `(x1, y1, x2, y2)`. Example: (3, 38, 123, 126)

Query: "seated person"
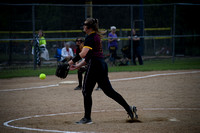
(61, 42, 74, 62)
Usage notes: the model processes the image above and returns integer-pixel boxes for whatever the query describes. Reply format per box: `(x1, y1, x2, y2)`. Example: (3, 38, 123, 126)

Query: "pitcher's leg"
(82, 72, 96, 120)
(78, 70, 83, 87)
(98, 77, 132, 115)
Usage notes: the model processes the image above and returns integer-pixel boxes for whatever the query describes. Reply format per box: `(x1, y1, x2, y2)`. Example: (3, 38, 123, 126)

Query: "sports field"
(0, 70, 200, 133)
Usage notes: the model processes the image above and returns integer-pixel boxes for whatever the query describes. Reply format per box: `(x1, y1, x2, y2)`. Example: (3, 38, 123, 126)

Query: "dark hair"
(84, 18, 98, 30)
(85, 18, 107, 38)
(76, 37, 84, 43)
(38, 29, 44, 36)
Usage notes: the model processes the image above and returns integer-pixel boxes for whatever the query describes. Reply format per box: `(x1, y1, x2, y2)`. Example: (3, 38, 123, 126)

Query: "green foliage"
(0, 57, 200, 79)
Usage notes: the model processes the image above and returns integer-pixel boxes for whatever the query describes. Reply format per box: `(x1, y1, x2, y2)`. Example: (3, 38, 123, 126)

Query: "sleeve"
(108, 33, 114, 39)
(83, 37, 93, 50)
(108, 33, 111, 37)
(61, 48, 66, 58)
(83, 36, 93, 63)
(76, 47, 80, 55)
(70, 48, 74, 57)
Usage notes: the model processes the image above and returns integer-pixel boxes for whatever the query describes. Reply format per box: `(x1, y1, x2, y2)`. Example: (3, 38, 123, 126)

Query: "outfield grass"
(0, 57, 200, 79)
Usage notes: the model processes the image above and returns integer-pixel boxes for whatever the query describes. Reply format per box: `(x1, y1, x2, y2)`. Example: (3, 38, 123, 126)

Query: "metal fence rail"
(0, 3, 199, 68)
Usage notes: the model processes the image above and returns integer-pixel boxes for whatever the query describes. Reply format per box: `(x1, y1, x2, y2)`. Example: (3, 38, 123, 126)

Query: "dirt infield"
(0, 70, 200, 133)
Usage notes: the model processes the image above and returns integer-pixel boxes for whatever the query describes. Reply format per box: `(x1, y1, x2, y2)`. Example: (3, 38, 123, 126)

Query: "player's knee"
(103, 88, 115, 98)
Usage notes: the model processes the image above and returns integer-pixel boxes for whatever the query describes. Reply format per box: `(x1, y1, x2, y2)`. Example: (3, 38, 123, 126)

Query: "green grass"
(0, 67, 77, 79)
(0, 57, 200, 79)
(110, 57, 200, 72)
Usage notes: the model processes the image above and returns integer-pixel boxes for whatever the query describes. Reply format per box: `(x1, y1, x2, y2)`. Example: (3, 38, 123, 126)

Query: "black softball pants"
(82, 57, 131, 120)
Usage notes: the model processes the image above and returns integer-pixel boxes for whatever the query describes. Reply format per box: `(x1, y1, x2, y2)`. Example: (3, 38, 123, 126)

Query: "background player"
(128, 28, 143, 65)
(74, 37, 85, 90)
(108, 26, 120, 65)
(32, 29, 49, 67)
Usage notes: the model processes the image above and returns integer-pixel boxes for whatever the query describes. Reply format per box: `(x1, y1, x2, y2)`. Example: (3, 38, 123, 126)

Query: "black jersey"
(83, 32, 104, 63)
(76, 45, 81, 55)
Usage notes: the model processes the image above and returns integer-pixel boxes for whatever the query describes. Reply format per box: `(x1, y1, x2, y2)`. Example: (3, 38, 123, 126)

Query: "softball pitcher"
(68, 18, 138, 124)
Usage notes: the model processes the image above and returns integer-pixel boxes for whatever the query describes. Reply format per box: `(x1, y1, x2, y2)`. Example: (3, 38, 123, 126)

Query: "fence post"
(172, 4, 176, 63)
(32, 5, 36, 70)
(130, 5, 134, 65)
(85, 0, 93, 18)
(139, 0, 144, 56)
(8, 9, 13, 66)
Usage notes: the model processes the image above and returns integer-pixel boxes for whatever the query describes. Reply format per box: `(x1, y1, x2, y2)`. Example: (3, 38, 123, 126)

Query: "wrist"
(72, 54, 81, 63)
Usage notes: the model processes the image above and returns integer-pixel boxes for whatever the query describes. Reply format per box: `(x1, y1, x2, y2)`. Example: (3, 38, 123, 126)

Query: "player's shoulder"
(85, 33, 94, 41)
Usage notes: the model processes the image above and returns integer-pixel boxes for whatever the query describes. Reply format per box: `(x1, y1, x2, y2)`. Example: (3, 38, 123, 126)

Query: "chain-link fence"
(0, 3, 199, 68)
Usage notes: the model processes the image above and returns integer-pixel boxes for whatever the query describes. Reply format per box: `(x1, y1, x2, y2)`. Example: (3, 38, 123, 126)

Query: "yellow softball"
(39, 73, 46, 80)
